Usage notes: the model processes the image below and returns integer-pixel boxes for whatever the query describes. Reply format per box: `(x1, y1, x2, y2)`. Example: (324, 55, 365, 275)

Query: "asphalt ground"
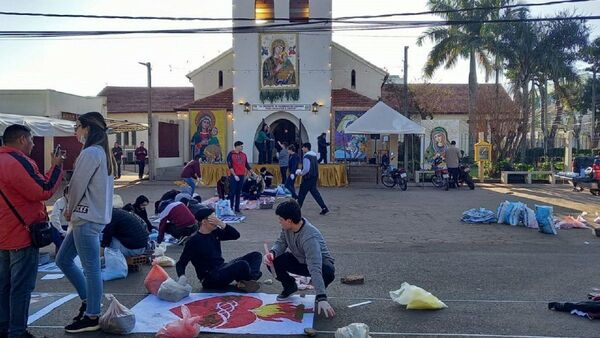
(29, 180, 600, 337)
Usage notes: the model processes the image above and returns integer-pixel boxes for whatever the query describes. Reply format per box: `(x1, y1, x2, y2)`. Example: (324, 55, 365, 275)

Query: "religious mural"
(190, 110, 227, 162)
(259, 33, 299, 103)
(425, 126, 450, 163)
(334, 111, 367, 160)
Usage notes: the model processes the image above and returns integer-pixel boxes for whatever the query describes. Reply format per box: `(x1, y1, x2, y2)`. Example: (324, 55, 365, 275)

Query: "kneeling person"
(101, 208, 149, 257)
(176, 208, 262, 292)
(264, 200, 336, 318)
(157, 199, 198, 244)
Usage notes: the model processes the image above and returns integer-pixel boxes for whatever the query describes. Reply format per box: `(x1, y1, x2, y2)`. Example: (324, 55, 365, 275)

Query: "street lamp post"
(139, 62, 154, 181)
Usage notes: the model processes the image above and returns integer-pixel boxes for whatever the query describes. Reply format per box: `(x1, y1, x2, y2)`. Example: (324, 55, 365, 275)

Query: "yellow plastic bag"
(389, 282, 447, 310)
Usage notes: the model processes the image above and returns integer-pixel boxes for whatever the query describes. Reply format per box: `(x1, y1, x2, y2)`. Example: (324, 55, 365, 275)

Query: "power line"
(0, 0, 593, 22)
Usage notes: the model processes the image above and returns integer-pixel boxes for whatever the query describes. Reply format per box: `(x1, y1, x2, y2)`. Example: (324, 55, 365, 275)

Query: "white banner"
(252, 104, 310, 112)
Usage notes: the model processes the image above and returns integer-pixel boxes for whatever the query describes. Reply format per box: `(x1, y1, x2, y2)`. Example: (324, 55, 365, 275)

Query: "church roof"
(381, 83, 518, 116)
(175, 88, 233, 111)
(332, 88, 377, 108)
(98, 86, 194, 113)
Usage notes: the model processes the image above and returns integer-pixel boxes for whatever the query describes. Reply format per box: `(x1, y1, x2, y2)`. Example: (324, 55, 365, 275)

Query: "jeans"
(183, 177, 196, 193)
(202, 252, 262, 289)
(279, 166, 288, 185)
(273, 252, 335, 293)
(297, 177, 327, 210)
(0, 246, 39, 337)
(285, 176, 298, 199)
(318, 150, 327, 164)
(109, 238, 145, 257)
(138, 160, 145, 179)
(115, 160, 122, 178)
(255, 142, 265, 164)
(448, 167, 460, 188)
(229, 175, 245, 212)
(56, 222, 105, 317)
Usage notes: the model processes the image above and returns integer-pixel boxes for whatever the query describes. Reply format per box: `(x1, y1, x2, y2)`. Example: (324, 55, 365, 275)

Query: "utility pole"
(139, 62, 154, 181)
(403, 46, 409, 172)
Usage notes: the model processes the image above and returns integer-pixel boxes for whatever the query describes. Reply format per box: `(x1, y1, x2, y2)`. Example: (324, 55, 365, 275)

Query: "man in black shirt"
(176, 207, 262, 292)
(101, 208, 149, 257)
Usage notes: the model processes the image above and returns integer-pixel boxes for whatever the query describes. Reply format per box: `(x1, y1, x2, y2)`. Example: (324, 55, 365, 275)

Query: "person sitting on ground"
(50, 186, 69, 254)
(260, 167, 274, 188)
(216, 176, 229, 200)
(176, 207, 262, 293)
(157, 198, 198, 244)
(101, 208, 149, 257)
(123, 195, 153, 233)
(263, 200, 336, 318)
(241, 172, 265, 201)
(154, 189, 181, 214)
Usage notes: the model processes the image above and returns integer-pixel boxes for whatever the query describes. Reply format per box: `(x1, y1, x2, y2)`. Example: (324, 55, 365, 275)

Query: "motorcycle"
(431, 156, 449, 191)
(452, 163, 475, 190)
(380, 153, 408, 191)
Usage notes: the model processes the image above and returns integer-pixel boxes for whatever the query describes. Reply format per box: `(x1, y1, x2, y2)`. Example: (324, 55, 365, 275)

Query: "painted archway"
(252, 111, 308, 163)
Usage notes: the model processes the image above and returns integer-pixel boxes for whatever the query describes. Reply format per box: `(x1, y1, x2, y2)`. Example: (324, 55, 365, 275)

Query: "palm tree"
(417, 0, 512, 155)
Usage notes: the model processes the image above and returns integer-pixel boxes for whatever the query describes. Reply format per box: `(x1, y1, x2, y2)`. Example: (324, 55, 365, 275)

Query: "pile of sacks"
(497, 201, 557, 235)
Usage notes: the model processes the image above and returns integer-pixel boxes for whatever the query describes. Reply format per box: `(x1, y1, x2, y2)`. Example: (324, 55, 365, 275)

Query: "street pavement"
(30, 178, 600, 337)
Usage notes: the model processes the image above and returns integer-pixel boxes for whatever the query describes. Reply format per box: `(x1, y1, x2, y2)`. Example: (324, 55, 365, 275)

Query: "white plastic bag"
(99, 294, 136, 334)
(389, 282, 447, 310)
(157, 276, 192, 302)
(102, 247, 128, 281)
(153, 242, 168, 257)
(153, 256, 176, 267)
(156, 304, 201, 338)
(523, 206, 539, 229)
(335, 323, 372, 338)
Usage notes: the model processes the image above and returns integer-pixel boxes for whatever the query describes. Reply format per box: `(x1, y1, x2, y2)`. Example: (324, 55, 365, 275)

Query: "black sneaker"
(236, 280, 260, 293)
(319, 208, 329, 215)
(72, 302, 86, 322)
(276, 284, 298, 301)
(65, 315, 100, 333)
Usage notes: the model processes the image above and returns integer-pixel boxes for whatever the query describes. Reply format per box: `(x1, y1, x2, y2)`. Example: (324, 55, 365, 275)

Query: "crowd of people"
(0, 113, 336, 337)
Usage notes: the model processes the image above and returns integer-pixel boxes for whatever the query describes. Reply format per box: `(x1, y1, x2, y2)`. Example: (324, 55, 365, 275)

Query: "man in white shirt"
(50, 186, 69, 254)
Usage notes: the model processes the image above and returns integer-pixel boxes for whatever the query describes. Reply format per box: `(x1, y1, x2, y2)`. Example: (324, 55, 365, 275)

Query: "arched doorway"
(252, 111, 308, 163)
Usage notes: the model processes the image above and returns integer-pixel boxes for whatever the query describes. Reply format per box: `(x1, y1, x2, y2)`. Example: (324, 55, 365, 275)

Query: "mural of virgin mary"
(191, 111, 221, 161)
(425, 126, 450, 163)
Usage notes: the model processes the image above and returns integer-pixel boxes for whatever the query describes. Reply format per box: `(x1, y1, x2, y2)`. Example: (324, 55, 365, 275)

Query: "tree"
(582, 37, 600, 146)
(417, 0, 511, 155)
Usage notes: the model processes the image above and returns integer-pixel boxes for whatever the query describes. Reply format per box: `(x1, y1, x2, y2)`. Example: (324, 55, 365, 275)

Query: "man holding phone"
(175, 207, 262, 293)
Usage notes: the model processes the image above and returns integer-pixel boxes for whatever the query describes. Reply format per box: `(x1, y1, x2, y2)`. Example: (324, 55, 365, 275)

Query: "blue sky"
(0, 0, 597, 96)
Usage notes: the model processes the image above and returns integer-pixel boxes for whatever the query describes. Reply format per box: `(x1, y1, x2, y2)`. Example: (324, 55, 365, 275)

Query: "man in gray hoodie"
(295, 142, 329, 215)
(263, 200, 336, 318)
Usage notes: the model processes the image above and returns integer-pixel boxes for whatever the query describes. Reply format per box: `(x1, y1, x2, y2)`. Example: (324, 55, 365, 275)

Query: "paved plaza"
(30, 180, 600, 337)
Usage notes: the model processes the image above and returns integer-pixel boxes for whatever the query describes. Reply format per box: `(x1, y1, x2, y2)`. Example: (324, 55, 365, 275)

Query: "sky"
(0, 0, 598, 97)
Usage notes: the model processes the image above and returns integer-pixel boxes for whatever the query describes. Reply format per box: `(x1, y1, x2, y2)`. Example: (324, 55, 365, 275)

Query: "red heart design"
(171, 295, 262, 329)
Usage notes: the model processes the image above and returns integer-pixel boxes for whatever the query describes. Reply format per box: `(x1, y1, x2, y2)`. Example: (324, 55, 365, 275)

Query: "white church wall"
(331, 44, 387, 100)
(188, 51, 233, 100)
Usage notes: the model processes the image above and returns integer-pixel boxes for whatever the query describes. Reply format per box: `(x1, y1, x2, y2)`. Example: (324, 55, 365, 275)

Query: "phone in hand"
(53, 144, 62, 156)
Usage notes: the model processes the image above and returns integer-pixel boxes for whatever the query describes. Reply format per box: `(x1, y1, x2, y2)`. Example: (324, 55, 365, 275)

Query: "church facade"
(179, 0, 387, 163)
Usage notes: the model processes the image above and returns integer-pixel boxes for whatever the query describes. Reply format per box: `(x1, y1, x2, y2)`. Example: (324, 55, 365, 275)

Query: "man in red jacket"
(0, 124, 64, 338)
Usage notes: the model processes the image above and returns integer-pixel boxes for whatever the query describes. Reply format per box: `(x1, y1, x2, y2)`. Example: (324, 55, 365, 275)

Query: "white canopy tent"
(344, 101, 426, 170)
(0, 113, 75, 137)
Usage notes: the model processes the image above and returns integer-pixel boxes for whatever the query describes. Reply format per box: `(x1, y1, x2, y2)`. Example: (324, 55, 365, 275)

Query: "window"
(124, 132, 129, 145)
(132, 131, 137, 145)
(351, 69, 356, 89)
(255, 0, 274, 22)
(116, 133, 122, 145)
(290, 0, 309, 22)
(158, 122, 180, 158)
(218, 70, 223, 88)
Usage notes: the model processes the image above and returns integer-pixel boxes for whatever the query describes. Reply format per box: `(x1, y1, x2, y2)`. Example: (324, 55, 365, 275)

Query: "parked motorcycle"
(431, 156, 449, 191)
(454, 163, 475, 190)
(380, 153, 408, 191)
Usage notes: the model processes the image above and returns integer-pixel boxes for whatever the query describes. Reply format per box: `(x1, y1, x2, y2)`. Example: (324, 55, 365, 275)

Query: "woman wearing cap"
(56, 112, 117, 333)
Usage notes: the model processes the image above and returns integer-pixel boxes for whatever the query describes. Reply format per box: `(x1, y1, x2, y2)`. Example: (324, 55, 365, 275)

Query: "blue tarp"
(462, 208, 498, 223)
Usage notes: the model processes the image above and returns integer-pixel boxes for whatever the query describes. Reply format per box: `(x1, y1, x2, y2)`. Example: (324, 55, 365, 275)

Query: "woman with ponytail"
(56, 112, 116, 333)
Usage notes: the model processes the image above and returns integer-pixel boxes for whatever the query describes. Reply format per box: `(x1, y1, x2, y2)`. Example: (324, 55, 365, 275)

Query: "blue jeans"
(183, 177, 196, 193)
(56, 222, 104, 317)
(229, 175, 245, 212)
(285, 176, 298, 199)
(108, 238, 145, 257)
(0, 246, 39, 337)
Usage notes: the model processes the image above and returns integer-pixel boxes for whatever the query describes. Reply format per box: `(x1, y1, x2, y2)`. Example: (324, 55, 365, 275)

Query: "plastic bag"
(535, 205, 557, 235)
(99, 294, 136, 334)
(156, 304, 201, 338)
(157, 276, 192, 302)
(215, 199, 235, 217)
(496, 201, 511, 224)
(335, 323, 371, 338)
(153, 242, 168, 257)
(144, 263, 170, 295)
(153, 255, 176, 267)
(523, 207, 539, 229)
(507, 202, 525, 226)
(102, 247, 128, 281)
(389, 282, 447, 310)
(557, 215, 589, 229)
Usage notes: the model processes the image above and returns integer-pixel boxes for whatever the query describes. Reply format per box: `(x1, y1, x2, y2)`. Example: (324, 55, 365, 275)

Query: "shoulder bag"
(0, 188, 53, 248)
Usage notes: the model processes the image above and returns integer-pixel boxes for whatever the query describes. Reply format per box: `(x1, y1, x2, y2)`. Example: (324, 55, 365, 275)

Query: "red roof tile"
(332, 88, 377, 108)
(382, 83, 518, 116)
(176, 88, 233, 111)
(98, 86, 194, 113)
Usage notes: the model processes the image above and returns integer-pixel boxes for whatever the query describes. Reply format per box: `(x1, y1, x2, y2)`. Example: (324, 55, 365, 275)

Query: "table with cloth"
(198, 163, 347, 187)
